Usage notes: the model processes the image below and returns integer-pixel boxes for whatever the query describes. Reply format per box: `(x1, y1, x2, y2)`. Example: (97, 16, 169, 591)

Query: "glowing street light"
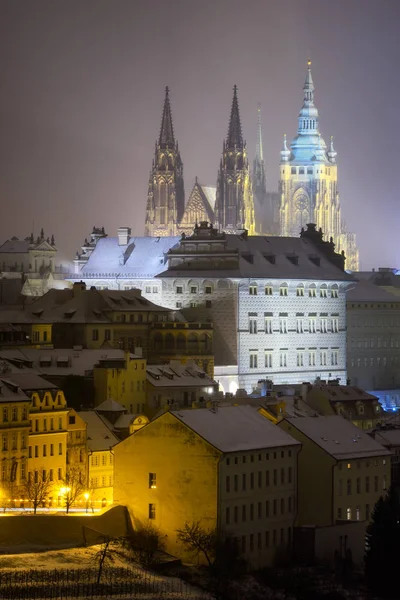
(84, 492, 90, 513)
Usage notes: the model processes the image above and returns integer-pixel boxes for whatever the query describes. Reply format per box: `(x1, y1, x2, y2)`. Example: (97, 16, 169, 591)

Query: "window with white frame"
(265, 317, 273, 334)
(330, 286, 339, 298)
(309, 285, 317, 298)
(320, 350, 327, 366)
(296, 318, 304, 333)
(249, 352, 258, 368)
(249, 284, 258, 295)
(279, 318, 287, 334)
(309, 317, 317, 333)
(320, 286, 328, 298)
(320, 318, 328, 333)
(296, 285, 304, 297)
(265, 351, 273, 368)
(249, 316, 258, 334)
(331, 317, 339, 333)
(296, 352, 304, 367)
(331, 350, 338, 366)
(265, 285, 273, 296)
(309, 350, 316, 366)
(279, 351, 287, 368)
(280, 284, 288, 297)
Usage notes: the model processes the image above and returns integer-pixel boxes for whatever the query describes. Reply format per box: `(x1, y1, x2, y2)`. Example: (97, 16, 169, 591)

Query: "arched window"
(280, 283, 288, 297)
(309, 283, 317, 298)
(200, 333, 209, 352)
(177, 333, 186, 351)
(165, 333, 174, 350)
(296, 284, 304, 297)
(153, 332, 163, 351)
(188, 333, 198, 352)
(320, 284, 328, 298)
(330, 284, 339, 299)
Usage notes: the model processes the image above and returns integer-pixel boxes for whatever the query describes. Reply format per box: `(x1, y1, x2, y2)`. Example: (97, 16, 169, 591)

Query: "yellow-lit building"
(78, 410, 119, 507)
(66, 409, 87, 485)
(305, 384, 384, 430)
(278, 415, 391, 527)
(114, 405, 300, 569)
(9, 373, 69, 506)
(0, 377, 30, 505)
(93, 352, 147, 413)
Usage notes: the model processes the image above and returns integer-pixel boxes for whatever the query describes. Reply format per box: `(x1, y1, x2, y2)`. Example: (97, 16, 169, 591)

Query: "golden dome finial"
(307, 58, 312, 68)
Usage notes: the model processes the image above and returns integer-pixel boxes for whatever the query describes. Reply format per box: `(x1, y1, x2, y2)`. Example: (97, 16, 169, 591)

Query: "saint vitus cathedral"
(144, 61, 359, 270)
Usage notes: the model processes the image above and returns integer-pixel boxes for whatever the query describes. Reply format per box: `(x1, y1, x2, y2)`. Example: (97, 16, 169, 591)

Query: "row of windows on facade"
(28, 442, 64, 458)
(91, 454, 113, 467)
(114, 314, 168, 324)
(339, 459, 386, 470)
(225, 497, 295, 524)
(349, 310, 400, 322)
(29, 417, 64, 432)
(249, 349, 339, 369)
(92, 328, 146, 342)
(174, 284, 339, 298)
(350, 356, 400, 369)
(225, 467, 293, 492)
(338, 505, 370, 521)
(2, 406, 28, 423)
(28, 468, 64, 482)
(1, 461, 26, 481)
(32, 330, 49, 342)
(2, 433, 27, 451)
(116, 380, 146, 393)
(350, 337, 400, 349)
(90, 475, 113, 488)
(338, 475, 387, 496)
(237, 528, 292, 554)
(287, 165, 332, 176)
(249, 316, 339, 334)
(248, 284, 339, 298)
(226, 450, 292, 466)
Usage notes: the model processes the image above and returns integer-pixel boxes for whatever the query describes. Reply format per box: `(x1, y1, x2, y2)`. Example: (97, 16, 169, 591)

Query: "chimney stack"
(117, 227, 131, 246)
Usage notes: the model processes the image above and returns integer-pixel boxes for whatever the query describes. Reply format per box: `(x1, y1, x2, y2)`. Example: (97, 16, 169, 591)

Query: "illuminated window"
(280, 285, 288, 297)
(265, 285, 273, 295)
(149, 473, 157, 489)
(296, 285, 304, 297)
(346, 507, 351, 520)
(249, 284, 258, 295)
(249, 353, 258, 369)
(148, 503, 156, 519)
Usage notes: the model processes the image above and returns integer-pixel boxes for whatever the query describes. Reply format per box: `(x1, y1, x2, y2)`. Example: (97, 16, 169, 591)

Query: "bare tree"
(22, 470, 52, 514)
(61, 466, 86, 513)
(176, 521, 217, 567)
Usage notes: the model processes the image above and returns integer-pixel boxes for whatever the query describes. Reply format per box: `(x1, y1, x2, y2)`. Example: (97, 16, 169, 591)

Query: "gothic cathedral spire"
(214, 86, 254, 234)
(253, 105, 267, 205)
(145, 87, 185, 237)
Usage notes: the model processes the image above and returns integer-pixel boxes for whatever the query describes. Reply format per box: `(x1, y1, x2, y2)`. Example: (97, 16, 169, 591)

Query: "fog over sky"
(0, 0, 399, 269)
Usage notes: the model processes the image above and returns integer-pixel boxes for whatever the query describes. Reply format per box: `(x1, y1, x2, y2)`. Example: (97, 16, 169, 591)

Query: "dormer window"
(280, 284, 288, 297)
(287, 255, 299, 266)
(296, 285, 304, 297)
(309, 285, 317, 298)
(357, 403, 364, 415)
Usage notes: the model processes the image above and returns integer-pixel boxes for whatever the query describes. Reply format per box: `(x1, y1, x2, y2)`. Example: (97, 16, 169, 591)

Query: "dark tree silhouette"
(365, 485, 400, 598)
(22, 470, 52, 514)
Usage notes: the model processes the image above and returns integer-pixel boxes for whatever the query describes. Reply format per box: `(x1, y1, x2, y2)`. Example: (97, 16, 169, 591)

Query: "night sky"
(0, 0, 399, 269)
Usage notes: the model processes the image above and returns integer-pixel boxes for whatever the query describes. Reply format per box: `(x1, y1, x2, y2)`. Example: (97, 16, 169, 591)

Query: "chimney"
(118, 227, 131, 246)
(73, 281, 86, 297)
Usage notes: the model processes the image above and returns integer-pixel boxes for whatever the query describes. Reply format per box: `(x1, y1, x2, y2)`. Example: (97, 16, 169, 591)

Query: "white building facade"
(68, 222, 351, 392)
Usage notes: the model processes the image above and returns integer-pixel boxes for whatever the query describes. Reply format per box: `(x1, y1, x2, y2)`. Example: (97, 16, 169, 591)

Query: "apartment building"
(114, 405, 300, 569)
(278, 415, 391, 526)
(0, 377, 30, 503)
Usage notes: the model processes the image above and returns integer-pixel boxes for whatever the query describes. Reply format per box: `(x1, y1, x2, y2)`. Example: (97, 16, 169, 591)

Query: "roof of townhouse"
(78, 410, 119, 452)
(284, 415, 389, 460)
(171, 405, 300, 453)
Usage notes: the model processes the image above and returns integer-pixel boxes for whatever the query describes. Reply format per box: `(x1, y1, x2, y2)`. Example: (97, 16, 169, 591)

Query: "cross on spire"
(159, 86, 175, 148)
(226, 85, 243, 148)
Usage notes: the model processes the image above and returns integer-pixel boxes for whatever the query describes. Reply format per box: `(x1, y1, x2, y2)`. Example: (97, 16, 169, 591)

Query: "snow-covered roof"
(284, 415, 389, 460)
(372, 428, 400, 448)
(0, 239, 30, 253)
(96, 398, 126, 413)
(347, 280, 400, 302)
(78, 410, 119, 451)
(146, 360, 217, 389)
(162, 234, 353, 282)
(312, 385, 378, 403)
(0, 377, 31, 403)
(79, 236, 180, 277)
(4, 372, 58, 391)
(171, 405, 300, 453)
(0, 348, 128, 377)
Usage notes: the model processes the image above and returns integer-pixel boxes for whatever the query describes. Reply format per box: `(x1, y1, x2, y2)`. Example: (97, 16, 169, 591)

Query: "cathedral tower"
(214, 86, 254, 234)
(253, 106, 267, 205)
(279, 61, 358, 269)
(145, 87, 185, 237)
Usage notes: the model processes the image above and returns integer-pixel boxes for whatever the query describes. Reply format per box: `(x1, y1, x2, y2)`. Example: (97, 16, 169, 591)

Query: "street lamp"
(84, 492, 90, 513)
